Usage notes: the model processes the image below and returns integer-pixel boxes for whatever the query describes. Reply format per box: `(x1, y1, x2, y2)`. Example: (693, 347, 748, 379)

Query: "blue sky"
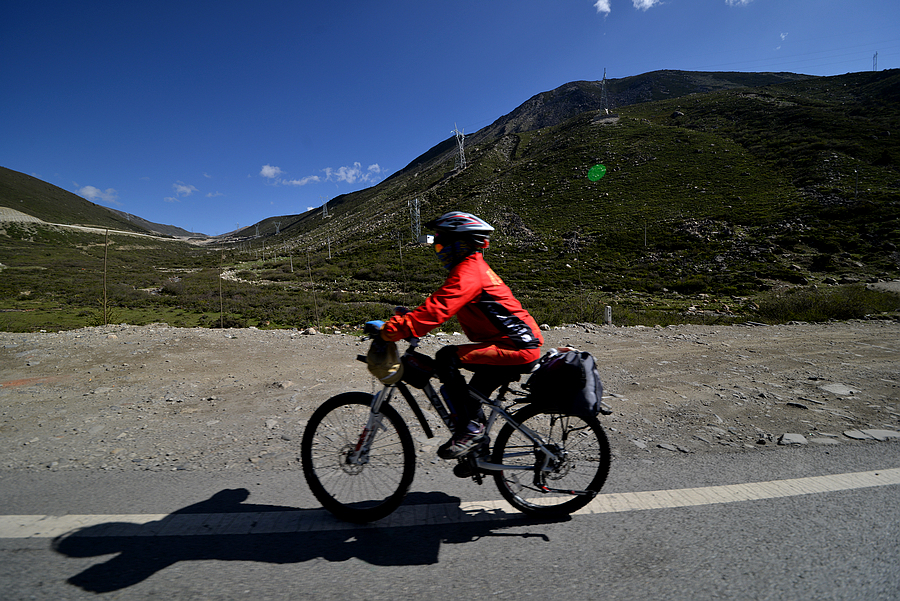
(2, 1, 897, 235)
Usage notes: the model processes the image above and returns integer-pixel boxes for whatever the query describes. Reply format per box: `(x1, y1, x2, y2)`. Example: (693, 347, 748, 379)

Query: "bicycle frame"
(348, 349, 564, 476)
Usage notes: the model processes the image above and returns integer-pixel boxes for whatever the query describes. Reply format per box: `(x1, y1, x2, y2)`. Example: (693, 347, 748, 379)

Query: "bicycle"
(300, 337, 612, 523)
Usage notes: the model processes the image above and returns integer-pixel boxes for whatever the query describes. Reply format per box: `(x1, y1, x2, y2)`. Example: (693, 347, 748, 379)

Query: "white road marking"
(2, 467, 898, 539)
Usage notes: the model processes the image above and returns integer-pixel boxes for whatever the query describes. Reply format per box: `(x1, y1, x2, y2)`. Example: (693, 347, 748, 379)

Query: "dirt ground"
(1, 320, 898, 473)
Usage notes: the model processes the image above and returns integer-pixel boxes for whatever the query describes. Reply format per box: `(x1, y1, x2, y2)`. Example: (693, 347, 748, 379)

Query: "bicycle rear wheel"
(492, 404, 611, 517)
(301, 392, 415, 523)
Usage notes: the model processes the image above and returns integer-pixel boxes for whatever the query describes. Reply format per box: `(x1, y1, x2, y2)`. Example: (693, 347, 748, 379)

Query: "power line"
(688, 36, 900, 73)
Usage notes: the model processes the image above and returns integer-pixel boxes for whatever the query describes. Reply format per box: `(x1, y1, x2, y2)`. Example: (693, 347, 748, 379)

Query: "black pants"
(434, 345, 536, 433)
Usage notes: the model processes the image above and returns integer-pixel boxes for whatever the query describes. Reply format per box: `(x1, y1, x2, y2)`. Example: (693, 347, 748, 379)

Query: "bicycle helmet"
(425, 211, 494, 244)
(426, 211, 494, 270)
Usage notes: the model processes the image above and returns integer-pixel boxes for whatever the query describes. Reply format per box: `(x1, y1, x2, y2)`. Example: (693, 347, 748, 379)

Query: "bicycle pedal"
(453, 461, 477, 479)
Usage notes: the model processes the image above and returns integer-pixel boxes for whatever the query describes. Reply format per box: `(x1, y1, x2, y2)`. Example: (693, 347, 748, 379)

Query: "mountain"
(1, 69, 898, 332)
(247, 68, 899, 298)
(394, 71, 814, 178)
(0, 166, 199, 237)
(0, 167, 151, 233)
(106, 207, 202, 238)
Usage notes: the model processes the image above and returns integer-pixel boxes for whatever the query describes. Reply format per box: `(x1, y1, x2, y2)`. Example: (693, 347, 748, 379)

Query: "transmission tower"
(321, 196, 330, 218)
(274, 221, 282, 235)
(409, 197, 421, 241)
(255, 224, 260, 238)
(874, 51, 878, 71)
(453, 124, 466, 171)
(600, 68, 609, 115)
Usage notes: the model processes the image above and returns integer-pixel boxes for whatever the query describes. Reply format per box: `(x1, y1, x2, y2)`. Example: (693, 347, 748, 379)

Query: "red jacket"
(382, 253, 543, 349)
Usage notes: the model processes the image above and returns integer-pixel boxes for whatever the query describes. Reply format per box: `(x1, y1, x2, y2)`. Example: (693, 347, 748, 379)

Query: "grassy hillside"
(0, 167, 151, 233)
(263, 70, 899, 292)
(1, 70, 898, 332)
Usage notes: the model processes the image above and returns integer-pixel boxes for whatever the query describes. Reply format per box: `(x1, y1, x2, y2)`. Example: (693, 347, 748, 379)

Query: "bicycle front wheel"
(492, 404, 611, 517)
(301, 392, 415, 523)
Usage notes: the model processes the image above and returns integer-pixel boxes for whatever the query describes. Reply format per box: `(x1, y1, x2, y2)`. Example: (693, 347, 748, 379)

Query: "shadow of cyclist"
(53, 489, 565, 593)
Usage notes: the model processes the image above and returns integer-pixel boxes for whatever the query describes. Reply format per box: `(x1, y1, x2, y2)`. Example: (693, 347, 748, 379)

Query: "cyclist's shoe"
(438, 422, 486, 460)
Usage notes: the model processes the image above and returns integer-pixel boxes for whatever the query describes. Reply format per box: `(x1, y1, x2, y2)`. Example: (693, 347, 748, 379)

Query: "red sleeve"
(382, 260, 480, 341)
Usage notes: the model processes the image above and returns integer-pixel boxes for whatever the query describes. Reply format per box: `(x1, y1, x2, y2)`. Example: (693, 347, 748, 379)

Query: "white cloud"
(260, 162, 383, 188)
(206, 191, 224, 198)
(78, 185, 120, 205)
(593, 0, 611, 15)
(164, 196, 179, 203)
(725, 0, 753, 5)
(283, 175, 321, 187)
(775, 32, 788, 50)
(633, 0, 661, 10)
(324, 162, 383, 185)
(173, 181, 198, 197)
(260, 164, 283, 179)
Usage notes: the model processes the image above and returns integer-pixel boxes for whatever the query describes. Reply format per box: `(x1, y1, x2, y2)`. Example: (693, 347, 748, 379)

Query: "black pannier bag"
(524, 347, 611, 417)
(401, 351, 437, 389)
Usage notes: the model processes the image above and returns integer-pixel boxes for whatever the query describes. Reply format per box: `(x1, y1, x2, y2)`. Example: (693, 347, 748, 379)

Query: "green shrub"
(755, 285, 899, 323)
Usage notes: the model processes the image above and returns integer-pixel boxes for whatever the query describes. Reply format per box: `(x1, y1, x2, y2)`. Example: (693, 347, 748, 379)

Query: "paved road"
(1, 443, 898, 600)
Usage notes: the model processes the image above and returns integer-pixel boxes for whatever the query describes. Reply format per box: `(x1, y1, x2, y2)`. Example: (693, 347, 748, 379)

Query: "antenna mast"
(453, 123, 466, 171)
(874, 51, 878, 71)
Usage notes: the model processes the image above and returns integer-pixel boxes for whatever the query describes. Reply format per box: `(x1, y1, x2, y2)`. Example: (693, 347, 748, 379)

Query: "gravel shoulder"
(1, 321, 898, 473)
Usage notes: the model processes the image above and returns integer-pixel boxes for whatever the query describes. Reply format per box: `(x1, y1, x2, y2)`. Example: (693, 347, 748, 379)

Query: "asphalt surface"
(1, 441, 898, 600)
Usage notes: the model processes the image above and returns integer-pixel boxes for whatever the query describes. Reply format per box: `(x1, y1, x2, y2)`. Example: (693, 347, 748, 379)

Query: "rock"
(820, 383, 857, 396)
(785, 402, 808, 409)
(658, 443, 689, 453)
(809, 437, 840, 445)
(778, 433, 808, 445)
(540, 324, 551, 331)
(265, 419, 278, 430)
(843, 429, 900, 441)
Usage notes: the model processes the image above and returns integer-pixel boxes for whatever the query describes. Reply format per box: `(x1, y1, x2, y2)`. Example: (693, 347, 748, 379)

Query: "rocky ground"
(1, 320, 898, 474)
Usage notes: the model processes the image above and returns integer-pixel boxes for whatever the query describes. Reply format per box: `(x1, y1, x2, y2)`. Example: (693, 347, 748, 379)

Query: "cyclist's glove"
(363, 320, 385, 337)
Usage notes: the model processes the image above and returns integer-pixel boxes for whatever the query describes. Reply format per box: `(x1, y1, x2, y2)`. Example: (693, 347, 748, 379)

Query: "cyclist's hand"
(363, 320, 385, 337)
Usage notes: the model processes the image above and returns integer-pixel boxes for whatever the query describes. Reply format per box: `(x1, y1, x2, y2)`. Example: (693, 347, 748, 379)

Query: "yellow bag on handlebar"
(366, 339, 404, 385)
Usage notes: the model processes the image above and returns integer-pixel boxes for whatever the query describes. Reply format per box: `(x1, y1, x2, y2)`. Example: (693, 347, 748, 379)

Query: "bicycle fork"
(346, 387, 392, 466)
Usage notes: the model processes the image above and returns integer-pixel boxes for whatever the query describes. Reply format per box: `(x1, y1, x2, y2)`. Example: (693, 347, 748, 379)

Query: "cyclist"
(373, 211, 543, 459)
